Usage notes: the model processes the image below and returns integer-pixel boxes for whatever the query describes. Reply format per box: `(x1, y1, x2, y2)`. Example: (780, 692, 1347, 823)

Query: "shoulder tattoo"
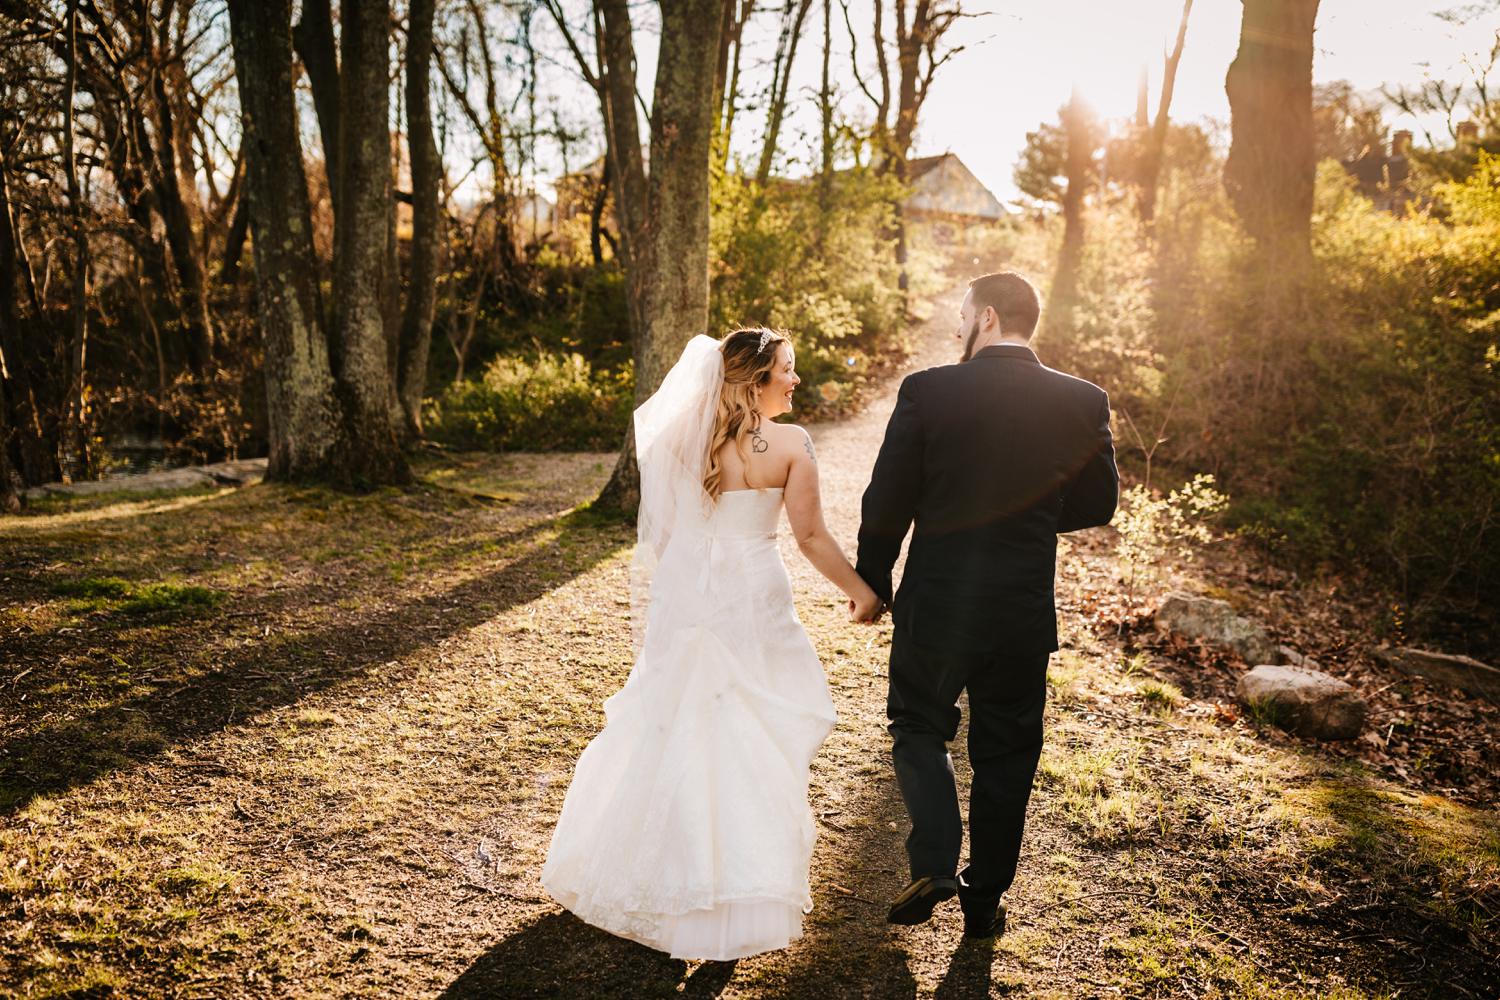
(802, 435, 816, 463)
(751, 425, 769, 454)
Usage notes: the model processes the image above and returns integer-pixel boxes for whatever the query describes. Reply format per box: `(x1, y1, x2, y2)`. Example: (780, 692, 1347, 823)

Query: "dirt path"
(2, 290, 1495, 999)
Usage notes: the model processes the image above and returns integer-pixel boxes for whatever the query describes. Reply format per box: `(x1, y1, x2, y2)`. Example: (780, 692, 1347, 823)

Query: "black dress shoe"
(886, 875, 958, 925)
(957, 869, 1007, 938)
(960, 897, 1006, 938)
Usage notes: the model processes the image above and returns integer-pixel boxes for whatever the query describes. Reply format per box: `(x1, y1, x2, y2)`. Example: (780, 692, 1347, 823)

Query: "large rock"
(1155, 593, 1283, 665)
(1372, 647, 1500, 703)
(1236, 664, 1367, 740)
(22, 457, 267, 499)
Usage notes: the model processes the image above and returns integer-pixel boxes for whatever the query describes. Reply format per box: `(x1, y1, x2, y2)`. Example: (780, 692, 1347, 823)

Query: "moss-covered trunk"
(330, 0, 409, 486)
(595, 0, 726, 514)
(226, 0, 345, 482)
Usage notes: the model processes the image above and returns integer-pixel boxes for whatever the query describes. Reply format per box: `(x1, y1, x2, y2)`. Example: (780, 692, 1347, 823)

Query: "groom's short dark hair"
(969, 271, 1040, 339)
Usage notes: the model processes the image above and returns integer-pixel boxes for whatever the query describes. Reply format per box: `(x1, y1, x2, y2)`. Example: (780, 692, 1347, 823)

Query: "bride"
(541, 327, 882, 961)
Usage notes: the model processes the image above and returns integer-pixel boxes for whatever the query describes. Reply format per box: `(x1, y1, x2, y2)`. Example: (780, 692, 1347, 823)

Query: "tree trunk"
(218, 175, 250, 284)
(597, 0, 649, 346)
(638, 0, 725, 396)
(0, 373, 16, 512)
(0, 113, 58, 488)
(595, 0, 727, 514)
(818, 0, 833, 223)
(589, 157, 611, 267)
(94, 96, 175, 331)
(889, 0, 925, 298)
(226, 0, 346, 481)
(1048, 93, 1092, 332)
(397, 0, 444, 441)
(293, 0, 341, 216)
(331, 0, 408, 485)
(1224, 0, 1320, 257)
(61, 0, 90, 483)
(717, 0, 754, 171)
(0, 133, 26, 506)
(754, 0, 814, 187)
(1138, 0, 1194, 226)
(148, 33, 216, 373)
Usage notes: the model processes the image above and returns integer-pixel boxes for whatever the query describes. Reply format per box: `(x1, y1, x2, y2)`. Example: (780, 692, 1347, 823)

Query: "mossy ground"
(2, 292, 1495, 998)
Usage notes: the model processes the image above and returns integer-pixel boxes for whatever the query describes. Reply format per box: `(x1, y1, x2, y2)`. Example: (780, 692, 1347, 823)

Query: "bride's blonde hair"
(703, 326, 789, 499)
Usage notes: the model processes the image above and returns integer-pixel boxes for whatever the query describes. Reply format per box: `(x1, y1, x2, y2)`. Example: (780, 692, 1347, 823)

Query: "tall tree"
(1047, 92, 1098, 334)
(754, 0, 814, 186)
(1136, 0, 1194, 226)
(62, 0, 220, 374)
(60, 0, 89, 481)
(397, 0, 444, 440)
(847, 0, 965, 295)
(592, 0, 728, 512)
(1224, 0, 1320, 258)
(330, 0, 408, 483)
(818, 0, 834, 224)
(137, 0, 216, 372)
(716, 0, 756, 171)
(0, 41, 63, 490)
(292, 0, 341, 217)
(0, 121, 25, 509)
(225, 0, 346, 481)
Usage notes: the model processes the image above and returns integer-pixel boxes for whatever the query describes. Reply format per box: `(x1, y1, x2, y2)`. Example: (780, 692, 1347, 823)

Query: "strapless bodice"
(709, 487, 783, 538)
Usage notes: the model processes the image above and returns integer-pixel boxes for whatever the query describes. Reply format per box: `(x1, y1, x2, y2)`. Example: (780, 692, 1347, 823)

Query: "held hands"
(847, 588, 888, 625)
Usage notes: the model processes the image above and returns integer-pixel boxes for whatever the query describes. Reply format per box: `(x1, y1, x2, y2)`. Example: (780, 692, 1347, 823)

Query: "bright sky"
(894, 0, 1500, 203)
(577, 1, 1500, 207)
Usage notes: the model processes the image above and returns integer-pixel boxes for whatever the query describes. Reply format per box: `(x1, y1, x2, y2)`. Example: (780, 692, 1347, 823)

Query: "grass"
(51, 575, 223, 618)
(1136, 677, 1184, 713)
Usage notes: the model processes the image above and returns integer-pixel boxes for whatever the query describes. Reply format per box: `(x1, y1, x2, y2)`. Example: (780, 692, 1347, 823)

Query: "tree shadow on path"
(0, 506, 631, 815)
(442, 911, 737, 1000)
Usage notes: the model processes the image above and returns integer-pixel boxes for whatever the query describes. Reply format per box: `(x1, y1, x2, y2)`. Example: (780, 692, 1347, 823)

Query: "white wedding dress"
(541, 337, 837, 962)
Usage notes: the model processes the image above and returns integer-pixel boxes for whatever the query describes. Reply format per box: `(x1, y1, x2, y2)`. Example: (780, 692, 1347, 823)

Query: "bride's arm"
(783, 427, 878, 608)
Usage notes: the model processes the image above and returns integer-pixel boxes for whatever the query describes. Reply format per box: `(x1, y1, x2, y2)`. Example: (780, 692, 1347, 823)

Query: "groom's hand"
(848, 593, 883, 624)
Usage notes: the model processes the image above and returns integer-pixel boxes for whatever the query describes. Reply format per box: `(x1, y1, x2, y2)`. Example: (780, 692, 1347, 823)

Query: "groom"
(854, 271, 1118, 937)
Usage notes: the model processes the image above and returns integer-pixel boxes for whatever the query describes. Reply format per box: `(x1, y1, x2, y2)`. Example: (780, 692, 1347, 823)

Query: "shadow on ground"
(442, 911, 737, 999)
(0, 501, 631, 815)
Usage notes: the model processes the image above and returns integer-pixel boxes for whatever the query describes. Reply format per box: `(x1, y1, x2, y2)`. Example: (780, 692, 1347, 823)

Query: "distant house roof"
(553, 151, 1005, 222)
(904, 152, 1006, 221)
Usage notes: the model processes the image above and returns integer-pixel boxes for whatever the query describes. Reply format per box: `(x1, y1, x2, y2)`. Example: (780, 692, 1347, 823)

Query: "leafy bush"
(708, 164, 942, 417)
(424, 351, 631, 452)
(1040, 158, 1499, 648)
(1114, 474, 1229, 603)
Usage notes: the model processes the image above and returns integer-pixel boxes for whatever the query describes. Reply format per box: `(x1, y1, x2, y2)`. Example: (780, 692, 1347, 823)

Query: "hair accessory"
(757, 329, 774, 354)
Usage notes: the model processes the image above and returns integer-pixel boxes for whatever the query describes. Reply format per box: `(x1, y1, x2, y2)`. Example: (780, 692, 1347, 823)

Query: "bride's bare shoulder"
(766, 421, 815, 462)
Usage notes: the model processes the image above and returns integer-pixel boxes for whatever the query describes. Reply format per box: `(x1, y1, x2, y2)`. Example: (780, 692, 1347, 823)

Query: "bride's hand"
(848, 588, 885, 624)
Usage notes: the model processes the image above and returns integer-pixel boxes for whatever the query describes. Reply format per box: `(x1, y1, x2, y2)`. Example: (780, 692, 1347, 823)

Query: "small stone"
(1236, 664, 1367, 740)
(1278, 645, 1317, 669)
(1155, 593, 1282, 665)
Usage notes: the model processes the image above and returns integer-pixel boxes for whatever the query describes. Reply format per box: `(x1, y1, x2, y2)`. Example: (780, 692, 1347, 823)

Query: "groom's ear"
(984, 305, 1001, 333)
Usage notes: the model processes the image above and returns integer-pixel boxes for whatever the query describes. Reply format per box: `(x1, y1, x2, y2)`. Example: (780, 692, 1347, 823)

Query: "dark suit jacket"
(855, 345, 1118, 655)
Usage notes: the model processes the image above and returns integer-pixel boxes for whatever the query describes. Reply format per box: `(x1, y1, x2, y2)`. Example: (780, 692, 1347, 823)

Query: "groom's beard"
(961, 317, 982, 362)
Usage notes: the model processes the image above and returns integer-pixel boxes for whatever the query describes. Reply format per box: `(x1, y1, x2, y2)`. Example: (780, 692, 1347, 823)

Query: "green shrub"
(708, 163, 940, 417)
(424, 351, 632, 452)
(1036, 158, 1498, 647)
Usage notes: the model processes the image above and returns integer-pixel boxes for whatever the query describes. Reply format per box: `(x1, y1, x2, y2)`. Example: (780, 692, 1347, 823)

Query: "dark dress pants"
(887, 627, 1050, 894)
